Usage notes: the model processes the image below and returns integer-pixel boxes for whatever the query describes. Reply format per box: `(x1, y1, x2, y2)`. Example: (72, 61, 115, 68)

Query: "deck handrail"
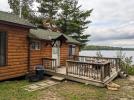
(66, 60, 111, 82)
(69, 55, 121, 72)
(69, 55, 120, 60)
(66, 60, 110, 65)
(42, 57, 57, 72)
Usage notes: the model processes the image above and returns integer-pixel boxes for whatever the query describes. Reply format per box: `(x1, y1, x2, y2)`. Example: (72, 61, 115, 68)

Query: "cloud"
(89, 39, 134, 48)
(78, 0, 134, 47)
(79, 0, 134, 22)
(88, 22, 134, 42)
(0, 0, 10, 12)
(0, 0, 134, 47)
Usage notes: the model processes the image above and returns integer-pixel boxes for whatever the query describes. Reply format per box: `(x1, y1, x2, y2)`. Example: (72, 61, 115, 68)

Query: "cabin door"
(52, 41, 60, 66)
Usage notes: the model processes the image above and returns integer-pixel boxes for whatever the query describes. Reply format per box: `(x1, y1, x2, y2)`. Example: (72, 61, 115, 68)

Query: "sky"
(0, 0, 134, 48)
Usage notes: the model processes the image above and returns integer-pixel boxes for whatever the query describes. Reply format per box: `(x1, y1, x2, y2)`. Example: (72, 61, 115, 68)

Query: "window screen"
(0, 32, 7, 66)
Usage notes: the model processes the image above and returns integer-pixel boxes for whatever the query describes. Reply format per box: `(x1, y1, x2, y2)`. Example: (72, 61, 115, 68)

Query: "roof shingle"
(0, 11, 35, 28)
(29, 29, 80, 44)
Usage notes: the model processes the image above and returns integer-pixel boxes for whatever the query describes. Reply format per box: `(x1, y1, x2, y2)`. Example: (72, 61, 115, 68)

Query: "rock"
(107, 87, 119, 91)
(85, 83, 89, 85)
(107, 82, 120, 91)
(128, 76, 134, 81)
(107, 82, 120, 88)
(65, 80, 68, 83)
(120, 98, 128, 100)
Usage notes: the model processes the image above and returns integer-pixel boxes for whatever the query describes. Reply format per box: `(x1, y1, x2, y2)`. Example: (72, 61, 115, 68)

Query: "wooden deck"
(42, 56, 121, 87)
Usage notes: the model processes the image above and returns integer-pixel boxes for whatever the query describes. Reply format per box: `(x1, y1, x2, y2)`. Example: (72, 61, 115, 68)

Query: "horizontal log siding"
(30, 42, 52, 70)
(60, 43, 68, 66)
(75, 45, 80, 56)
(31, 42, 79, 68)
(60, 43, 80, 66)
(0, 24, 29, 81)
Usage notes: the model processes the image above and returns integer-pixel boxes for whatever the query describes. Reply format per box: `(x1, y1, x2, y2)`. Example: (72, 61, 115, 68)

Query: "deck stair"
(43, 56, 122, 87)
(51, 76, 65, 82)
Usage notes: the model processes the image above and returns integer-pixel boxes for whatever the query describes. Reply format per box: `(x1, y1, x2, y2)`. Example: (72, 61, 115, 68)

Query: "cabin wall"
(30, 42, 80, 68)
(60, 43, 69, 66)
(30, 41, 52, 70)
(75, 45, 80, 56)
(0, 24, 29, 81)
(0, 23, 80, 81)
(60, 43, 80, 66)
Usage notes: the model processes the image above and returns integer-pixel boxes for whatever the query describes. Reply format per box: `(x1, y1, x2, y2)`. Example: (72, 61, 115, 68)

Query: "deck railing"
(67, 56, 121, 81)
(69, 55, 121, 72)
(42, 58, 57, 72)
(66, 60, 111, 81)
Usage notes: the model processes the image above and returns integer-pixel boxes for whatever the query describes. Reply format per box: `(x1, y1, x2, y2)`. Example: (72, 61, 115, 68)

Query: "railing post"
(108, 63, 111, 77)
(66, 61, 68, 76)
(101, 65, 105, 81)
(115, 58, 118, 72)
(55, 59, 57, 72)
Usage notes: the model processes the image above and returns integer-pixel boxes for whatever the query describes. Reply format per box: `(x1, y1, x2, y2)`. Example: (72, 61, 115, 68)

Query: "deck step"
(51, 76, 65, 82)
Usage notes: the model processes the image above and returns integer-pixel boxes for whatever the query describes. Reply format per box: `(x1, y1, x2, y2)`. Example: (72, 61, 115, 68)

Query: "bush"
(116, 50, 134, 75)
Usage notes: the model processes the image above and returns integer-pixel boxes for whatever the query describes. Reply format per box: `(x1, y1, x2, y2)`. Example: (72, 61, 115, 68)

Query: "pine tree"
(57, 0, 92, 48)
(72, 9, 92, 48)
(56, 0, 77, 35)
(37, 0, 62, 27)
(8, 0, 92, 48)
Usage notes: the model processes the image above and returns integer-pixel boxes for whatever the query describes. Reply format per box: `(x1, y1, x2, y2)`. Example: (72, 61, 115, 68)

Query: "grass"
(0, 77, 134, 100)
(128, 66, 134, 75)
(0, 79, 40, 100)
(39, 78, 134, 100)
(55, 83, 107, 100)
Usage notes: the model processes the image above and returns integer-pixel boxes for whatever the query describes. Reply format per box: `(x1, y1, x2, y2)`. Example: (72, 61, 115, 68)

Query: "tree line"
(8, 0, 93, 48)
(83, 45, 134, 50)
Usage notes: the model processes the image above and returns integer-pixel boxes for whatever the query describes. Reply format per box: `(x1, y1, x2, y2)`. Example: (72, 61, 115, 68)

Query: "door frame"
(52, 41, 60, 66)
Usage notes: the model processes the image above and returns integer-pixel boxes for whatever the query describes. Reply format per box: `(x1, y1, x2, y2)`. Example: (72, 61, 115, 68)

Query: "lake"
(80, 50, 134, 64)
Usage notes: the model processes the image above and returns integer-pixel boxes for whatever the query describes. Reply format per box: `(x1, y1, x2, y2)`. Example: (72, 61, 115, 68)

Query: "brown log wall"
(0, 24, 29, 81)
(30, 42, 52, 70)
(0, 23, 80, 81)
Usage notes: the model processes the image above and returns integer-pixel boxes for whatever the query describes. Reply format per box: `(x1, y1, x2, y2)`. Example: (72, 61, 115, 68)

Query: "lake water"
(80, 50, 134, 64)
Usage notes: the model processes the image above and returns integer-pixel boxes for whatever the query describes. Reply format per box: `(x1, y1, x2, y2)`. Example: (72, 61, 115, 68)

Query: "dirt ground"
(39, 76, 134, 100)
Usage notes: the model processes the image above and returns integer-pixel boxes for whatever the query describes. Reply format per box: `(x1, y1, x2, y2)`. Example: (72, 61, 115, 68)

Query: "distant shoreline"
(83, 45, 134, 51)
(82, 49, 134, 51)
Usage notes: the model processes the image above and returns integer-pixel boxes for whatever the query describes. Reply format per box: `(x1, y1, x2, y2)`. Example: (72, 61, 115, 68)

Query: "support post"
(66, 61, 68, 76)
(101, 65, 105, 82)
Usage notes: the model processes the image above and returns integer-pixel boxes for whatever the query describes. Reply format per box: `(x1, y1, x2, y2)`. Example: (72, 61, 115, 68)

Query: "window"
(0, 32, 7, 66)
(30, 41, 41, 50)
(69, 45, 76, 56)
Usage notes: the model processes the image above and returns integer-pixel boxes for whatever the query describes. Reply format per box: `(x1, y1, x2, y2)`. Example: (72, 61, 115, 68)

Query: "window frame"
(0, 31, 7, 67)
(30, 40, 41, 50)
(69, 44, 76, 56)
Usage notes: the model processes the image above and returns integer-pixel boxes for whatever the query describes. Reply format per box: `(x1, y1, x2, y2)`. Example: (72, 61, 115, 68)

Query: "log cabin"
(0, 11, 121, 87)
(0, 11, 80, 81)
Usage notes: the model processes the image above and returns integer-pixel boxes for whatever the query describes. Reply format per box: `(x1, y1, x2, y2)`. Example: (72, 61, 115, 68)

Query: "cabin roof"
(29, 29, 80, 44)
(0, 11, 35, 28)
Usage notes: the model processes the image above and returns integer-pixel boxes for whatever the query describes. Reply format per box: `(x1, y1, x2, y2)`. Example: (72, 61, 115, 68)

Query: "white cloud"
(79, 0, 134, 22)
(0, 0, 134, 47)
(78, 0, 134, 47)
(0, 0, 10, 12)
(112, 39, 134, 47)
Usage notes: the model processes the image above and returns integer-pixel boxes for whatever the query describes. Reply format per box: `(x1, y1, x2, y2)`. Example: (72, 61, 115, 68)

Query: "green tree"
(37, 0, 62, 27)
(8, 0, 34, 19)
(56, 0, 92, 48)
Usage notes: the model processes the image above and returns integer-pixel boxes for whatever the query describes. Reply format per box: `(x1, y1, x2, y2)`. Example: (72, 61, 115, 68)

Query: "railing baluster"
(67, 55, 120, 82)
(42, 58, 57, 71)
